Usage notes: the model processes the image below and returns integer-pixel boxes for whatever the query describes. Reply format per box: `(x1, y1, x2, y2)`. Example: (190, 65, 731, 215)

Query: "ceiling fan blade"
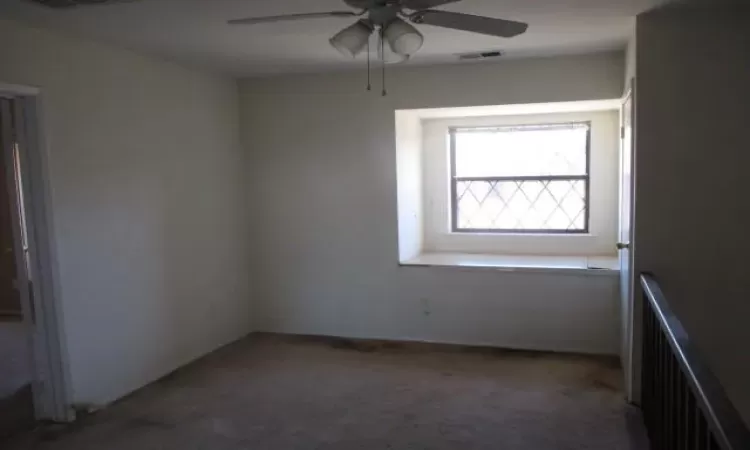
(410, 10, 528, 38)
(401, 0, 461, 10)
(228, 11, 358, 26)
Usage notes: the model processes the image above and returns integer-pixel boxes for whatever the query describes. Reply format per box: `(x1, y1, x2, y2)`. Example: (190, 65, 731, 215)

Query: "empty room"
(1, 1, 749, 449)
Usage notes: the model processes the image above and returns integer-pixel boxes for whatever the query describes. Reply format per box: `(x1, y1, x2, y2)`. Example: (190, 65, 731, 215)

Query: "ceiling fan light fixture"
(329, 20, 373, 58)
(375, 35, 410, 64)
(384, 18, 424, 56)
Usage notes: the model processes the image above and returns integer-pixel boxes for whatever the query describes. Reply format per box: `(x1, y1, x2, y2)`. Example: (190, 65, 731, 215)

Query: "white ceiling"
(0, 0, 662, 76)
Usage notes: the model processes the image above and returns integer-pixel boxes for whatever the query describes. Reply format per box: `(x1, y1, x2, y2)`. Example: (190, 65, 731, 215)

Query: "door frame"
(0, 83, 72, 422)
(620, 77, 639, 404)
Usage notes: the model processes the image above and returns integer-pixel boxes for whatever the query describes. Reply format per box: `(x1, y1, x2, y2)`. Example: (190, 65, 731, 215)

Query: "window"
(396, 105, 620, 260)
(450, 123, 590, 234)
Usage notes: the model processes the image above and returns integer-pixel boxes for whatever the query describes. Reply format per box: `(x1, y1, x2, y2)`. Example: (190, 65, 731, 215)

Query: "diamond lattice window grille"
(451, 123, 590, 233)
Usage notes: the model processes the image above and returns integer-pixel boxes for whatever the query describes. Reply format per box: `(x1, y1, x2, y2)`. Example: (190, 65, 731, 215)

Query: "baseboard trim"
(248, 332, 621, 366)
(0, 311, 23, 321)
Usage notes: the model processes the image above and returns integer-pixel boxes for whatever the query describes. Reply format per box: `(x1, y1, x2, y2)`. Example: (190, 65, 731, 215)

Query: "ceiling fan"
(228, 0, 529, 94)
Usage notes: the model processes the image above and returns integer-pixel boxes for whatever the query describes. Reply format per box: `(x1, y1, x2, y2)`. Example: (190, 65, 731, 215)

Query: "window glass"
(452, 123, 589, 233)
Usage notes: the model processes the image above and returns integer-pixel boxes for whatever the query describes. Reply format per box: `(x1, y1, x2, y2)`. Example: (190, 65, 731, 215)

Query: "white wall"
(240, 52, 624, 355)
(624, 24, 637, 91)
(394, 111, 423, 262)
(635, 5, 750, 425)
(0, 20, 252, 407)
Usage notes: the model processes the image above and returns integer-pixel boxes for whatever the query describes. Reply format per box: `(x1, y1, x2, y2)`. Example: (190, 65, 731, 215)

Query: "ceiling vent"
(27, 0, 138, 8)
(458, 50, 503, 61)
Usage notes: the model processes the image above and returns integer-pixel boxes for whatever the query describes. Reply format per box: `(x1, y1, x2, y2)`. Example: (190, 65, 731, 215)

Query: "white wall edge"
(0, 82, 41, 96)
(403, 99, 622, 120)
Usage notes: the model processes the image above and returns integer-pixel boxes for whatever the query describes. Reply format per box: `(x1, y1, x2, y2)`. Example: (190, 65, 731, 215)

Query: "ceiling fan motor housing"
(368, 5, 401, 26)
(27, 0, 138, 8)
(344, 0, 390, 10)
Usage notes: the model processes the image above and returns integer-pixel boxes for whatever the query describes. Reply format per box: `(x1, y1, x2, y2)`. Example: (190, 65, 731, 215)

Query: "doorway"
(0, 97, 35, 438)
(0, 86, 70, 434)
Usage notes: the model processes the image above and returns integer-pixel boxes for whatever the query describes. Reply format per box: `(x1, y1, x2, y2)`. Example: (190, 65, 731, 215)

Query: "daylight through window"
(451, 122, 590, 233)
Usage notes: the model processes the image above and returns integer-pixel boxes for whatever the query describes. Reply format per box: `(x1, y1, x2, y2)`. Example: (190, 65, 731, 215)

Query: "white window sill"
(400, 253, 619, 275)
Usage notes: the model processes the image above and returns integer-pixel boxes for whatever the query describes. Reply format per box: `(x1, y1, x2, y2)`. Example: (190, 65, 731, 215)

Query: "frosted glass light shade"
(384, 18, 423, 56)
(330, 20, 373, 58)
(375, 35, 409, 64)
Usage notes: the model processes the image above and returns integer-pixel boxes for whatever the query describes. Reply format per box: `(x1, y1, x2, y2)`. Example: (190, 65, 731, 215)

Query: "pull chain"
(380, 28, 387, 97)
(366, 36, 371, 91)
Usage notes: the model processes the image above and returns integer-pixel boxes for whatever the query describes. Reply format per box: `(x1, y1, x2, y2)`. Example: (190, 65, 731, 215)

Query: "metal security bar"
(640, 274, 750, 450)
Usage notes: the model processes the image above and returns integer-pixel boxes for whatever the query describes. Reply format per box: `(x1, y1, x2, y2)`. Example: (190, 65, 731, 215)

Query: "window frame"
(418, 110, 619, 257)
(448, 122, 592, 235)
